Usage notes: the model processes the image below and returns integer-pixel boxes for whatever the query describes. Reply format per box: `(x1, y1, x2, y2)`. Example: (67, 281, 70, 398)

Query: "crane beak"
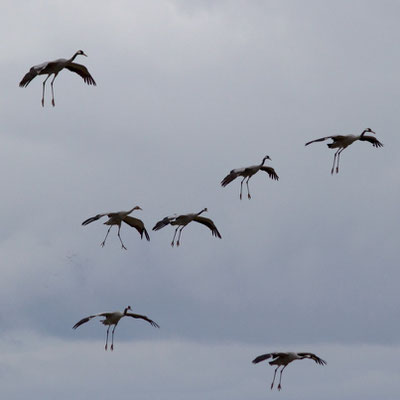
(82, 52, 88, 57)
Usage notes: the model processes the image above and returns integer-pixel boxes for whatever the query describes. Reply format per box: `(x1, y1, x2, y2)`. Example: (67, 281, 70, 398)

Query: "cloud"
(1, 332, 400, 400)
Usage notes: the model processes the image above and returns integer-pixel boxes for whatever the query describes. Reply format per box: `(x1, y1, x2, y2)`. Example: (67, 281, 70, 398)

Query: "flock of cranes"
(19, 50, 384, 392)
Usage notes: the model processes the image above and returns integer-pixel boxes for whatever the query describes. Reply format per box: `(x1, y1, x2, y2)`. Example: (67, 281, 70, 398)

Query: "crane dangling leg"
(246, 177, 251, 199)
(331, 150, 338, 174)
(105, 326, 110, 351)
(271, 366, 279, 389)
(171, 227, 179, 247)
(117, 225, 127, 250)
(277, 365, 287, 391)
(41, 75, 51, 107)
(111, 325, 117, 351)
(336, 148, 345, 174)
(240, 177, 245, 200)
(101, 226, 113, 247)
(50, 73, 58, 107)
(176, 226, 185, 246)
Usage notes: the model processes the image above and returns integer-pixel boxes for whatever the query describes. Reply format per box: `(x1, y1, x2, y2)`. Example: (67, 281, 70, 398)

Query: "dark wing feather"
(193, 216, 221, 238)
(19, 67, 38, 87)
(221, 171, 240, 187)
(152, 217, 172, 231)
(72, 313, 107, 329)
(359, 135, 383, 148)
(123, 216, 150, 241)
(82, 213, 107, 226)
(65, 63, 96, 85)
(260, 166, 279, 180)
(252, 352, 287, 363)
(126, 313, 160, 328)
(298, 352, 327, 365)
(252, 353, 273, 364)
(305, 136, 336, 146)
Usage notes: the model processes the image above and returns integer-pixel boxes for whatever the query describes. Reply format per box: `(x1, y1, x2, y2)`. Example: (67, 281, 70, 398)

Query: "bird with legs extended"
(72, 306, 159, 351)
(252, 351, 327, 391)
(82, 206, 150, 249)
(305, 128, 383, 174)
(19, 50, 96, 107)
(152, 208, 221, 247)
(221, 156, 279, 199)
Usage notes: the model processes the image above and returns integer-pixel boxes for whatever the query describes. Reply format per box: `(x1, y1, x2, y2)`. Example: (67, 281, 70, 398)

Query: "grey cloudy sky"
(1, 1, 399, 399)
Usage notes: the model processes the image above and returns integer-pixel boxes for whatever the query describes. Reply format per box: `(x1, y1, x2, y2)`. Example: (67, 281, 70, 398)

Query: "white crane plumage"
(19, 50, 96, 107)
(82, 206, 150, 250)
(252, 351, 327, 391)
(73, 306, 159, 351)
(305, 128, 383, 174)
(152, 208, 221, 247)
(221, 156, 279, 199)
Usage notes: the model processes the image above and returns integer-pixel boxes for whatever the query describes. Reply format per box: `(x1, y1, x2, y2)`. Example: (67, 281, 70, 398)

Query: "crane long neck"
(197, 209, 206, 216)
(69, 52, 80, 62)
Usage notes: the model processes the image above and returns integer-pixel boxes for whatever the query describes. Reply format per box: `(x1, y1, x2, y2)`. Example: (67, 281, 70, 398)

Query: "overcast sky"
(1, 1, 400, 399)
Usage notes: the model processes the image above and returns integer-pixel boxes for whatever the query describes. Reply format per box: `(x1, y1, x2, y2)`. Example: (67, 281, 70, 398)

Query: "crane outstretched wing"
(82, 213, 107, 226)
(152, 216, 174, 231)
(359, 135, 383, 148)
(260, 166, 279, 180)
(72, 313, 109, 329)
(126, 313, 160, 328)
(221, 169, 243, 187)
(123, 216, 150, 241)
(252, 352, 286, 364)
(305, 136, 334, 146)
(19, 67, 38, 87)
(65, 63, 96, 85)
(193, 216, 221, 238)
(305, 135, 351, 146)
(297, 352, 327, 365)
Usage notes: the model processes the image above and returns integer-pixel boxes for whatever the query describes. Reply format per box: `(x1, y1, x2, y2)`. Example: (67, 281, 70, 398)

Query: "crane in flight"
(82, 206, 150, 249)
(73, 305, 159, 351)
(305, 128, 383, 174)
(221, 156, 279, 199)
(152, 208, 221, 247)
(19, 50, 96, 106)
(252, 351, 326, 391)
